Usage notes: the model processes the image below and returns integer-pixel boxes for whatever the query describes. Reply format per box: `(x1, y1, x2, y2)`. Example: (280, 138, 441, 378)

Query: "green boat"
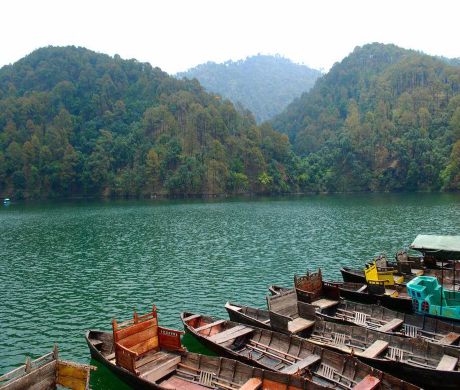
(407, 276, 460, 321)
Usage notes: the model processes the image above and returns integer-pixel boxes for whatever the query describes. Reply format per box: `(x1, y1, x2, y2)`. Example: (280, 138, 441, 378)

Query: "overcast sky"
(1, 0, 459, 74)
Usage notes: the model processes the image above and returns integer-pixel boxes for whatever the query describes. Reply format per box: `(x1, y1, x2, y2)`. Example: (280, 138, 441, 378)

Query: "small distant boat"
(407, 276, 460, 321)
(0, 345, 92, 390)
(2, 198, 10, 206)
(225, 301, 460, 389)
(87, 305, 311, 390)
(181, 312, 421, 390)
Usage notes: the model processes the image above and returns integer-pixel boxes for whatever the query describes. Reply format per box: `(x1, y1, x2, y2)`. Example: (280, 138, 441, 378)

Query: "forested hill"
(272, 43, 460, 192)
(177, 55, 321, 123)
(0, 46, 298, 199)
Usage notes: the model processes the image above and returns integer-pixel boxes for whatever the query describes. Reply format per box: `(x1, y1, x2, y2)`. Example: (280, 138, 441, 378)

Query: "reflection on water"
(0, 193, 459, 388)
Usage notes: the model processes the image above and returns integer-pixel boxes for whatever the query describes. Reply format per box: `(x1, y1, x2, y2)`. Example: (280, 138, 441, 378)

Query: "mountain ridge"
(177, 54, 321, 123)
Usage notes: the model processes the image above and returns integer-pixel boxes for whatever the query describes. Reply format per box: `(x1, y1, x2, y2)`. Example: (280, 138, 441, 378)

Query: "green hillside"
(272, 43, 460, 191)
(0, 46, 296, 199)
(177, 55, 321, 123)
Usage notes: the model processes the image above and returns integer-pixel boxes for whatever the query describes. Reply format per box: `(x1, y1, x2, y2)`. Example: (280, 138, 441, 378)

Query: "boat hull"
(359, 356, 460, 390)
(339, 288, 413, 313)
(225, 307, 272, 331)
(85, 331, 160, 390)
(340, 267, 366, 283)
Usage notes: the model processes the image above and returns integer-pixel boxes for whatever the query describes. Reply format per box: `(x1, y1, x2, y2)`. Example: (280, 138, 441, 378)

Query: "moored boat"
(338, 280, 413, 313)
(181, 312, 420, 390)
(225, 301, 460, 389)
(0, 345, 92, 390)
(407, 276, 460, 321)
(267, 286, 460, 346)
(294, 268, 413, 313)
(315, 298, 460, 344)
(86, 305, 313, 390)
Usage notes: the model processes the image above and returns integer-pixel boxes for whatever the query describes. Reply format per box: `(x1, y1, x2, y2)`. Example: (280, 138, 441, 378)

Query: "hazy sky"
(2, 0, 459, 74)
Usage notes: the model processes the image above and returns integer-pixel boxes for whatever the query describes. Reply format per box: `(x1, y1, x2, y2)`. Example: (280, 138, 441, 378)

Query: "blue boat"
(407, 275, 460, 320)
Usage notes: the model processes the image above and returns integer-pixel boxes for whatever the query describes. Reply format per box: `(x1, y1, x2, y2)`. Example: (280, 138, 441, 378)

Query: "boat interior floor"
(137, 351, 182, 381)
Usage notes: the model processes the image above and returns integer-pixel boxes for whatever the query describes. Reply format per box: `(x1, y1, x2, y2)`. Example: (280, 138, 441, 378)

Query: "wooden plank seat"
(439, 332, 460, 346)
(358, 340, 389, 359)
(287, 317, 315, 334)
(376, 318, 403, 333)
(436, 355, 458, 371)
(161, 376, 210, 390)
(208, 325, 254, 344)
(182, 314, 202, 322)
(195, 320, 226, 333)
(239, 377, 262, 390)
(311, 298, 339, 310)
(280, 354, 321, 374)
(352, 375, 381, 390)
(139, 353, 181, 382)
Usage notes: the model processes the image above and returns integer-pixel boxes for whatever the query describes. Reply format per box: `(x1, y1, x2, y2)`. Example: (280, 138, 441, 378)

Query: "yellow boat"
(364, 261, 404, 286)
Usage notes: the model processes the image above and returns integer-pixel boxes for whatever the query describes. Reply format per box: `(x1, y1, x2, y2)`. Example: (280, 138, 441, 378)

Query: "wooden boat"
(181, 312, 420, 390)
(316, 298, 460, 343)
(0, 345, 91, 390)
(407, 276, 460, 321)
(309, 319, 460, 389)
(338, 281, 413, 313)
(225, 301, 460, 389)
(294, 269, 413, 313)
(87, 330, 316, 390)
(266, 287, 460, 348)
(86, 306, 312, 390)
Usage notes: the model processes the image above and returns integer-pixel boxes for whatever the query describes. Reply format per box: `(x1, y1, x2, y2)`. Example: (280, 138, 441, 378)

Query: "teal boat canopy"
(410, 235, 460, 260)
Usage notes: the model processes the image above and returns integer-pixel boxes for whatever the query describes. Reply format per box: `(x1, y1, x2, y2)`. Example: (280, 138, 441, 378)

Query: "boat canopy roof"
(410, 235, 460, 259)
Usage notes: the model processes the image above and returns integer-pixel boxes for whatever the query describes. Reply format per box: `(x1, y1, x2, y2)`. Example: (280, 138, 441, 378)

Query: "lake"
(0, 193, 459, 388)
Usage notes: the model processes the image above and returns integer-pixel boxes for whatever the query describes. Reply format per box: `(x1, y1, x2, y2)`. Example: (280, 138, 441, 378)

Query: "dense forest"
(1, 44, 459, 200)
(0, 46, 298, 199)
(272, 43, 460, 192)
(177, 55, 321, 123)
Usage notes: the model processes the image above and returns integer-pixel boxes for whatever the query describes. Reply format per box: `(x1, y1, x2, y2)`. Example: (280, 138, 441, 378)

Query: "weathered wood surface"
(439, 332, 460, 345)
(279, 355, 321, 374)
(195, 319, 226, 332)
(239, 378, 262, 390)
(436, 354, 458, 371)
(359, 340, 389, 359)
(311, 298, 339, 310)
(287, 317, 315, 334)
(352, 375, 381, 390)
(207, 325, 253, 344)
(376, 318, 403, 332)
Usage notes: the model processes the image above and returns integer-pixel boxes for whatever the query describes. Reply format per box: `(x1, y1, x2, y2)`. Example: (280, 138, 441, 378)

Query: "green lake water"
(0, 193, 459, 388)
